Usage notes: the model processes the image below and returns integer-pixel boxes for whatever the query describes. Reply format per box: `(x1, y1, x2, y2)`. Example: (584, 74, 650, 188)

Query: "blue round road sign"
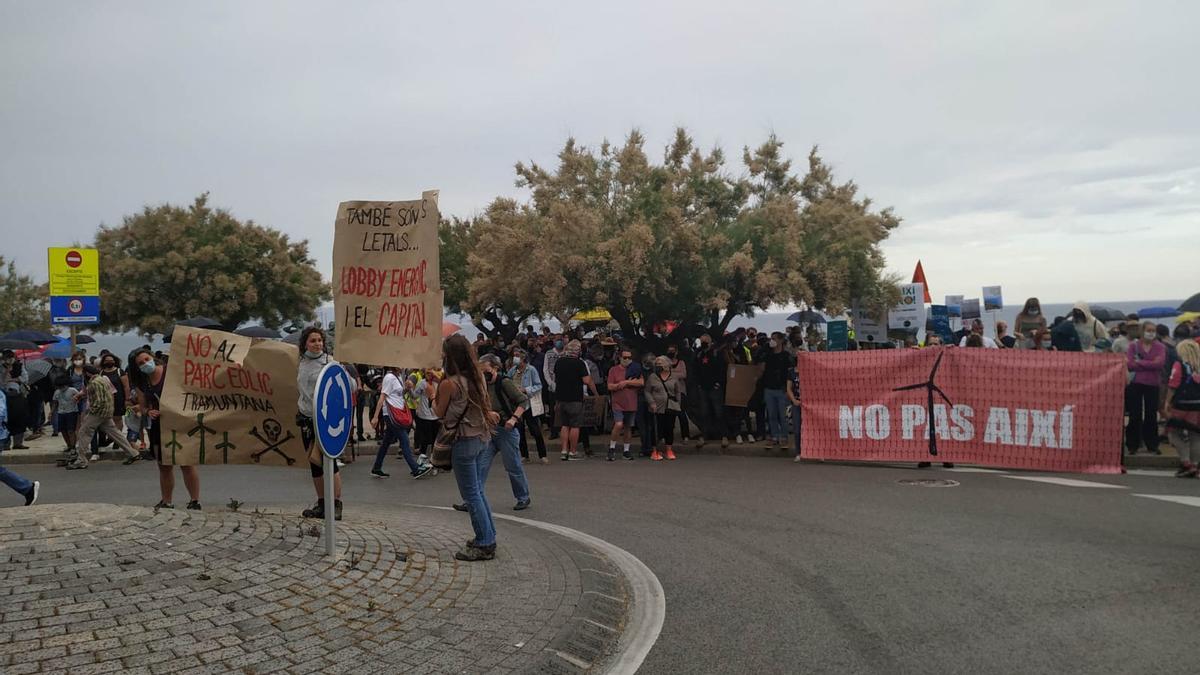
(314, 362, 353, 459)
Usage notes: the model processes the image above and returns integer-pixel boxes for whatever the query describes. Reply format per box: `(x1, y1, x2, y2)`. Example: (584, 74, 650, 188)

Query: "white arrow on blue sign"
(314, 362, 353, 459)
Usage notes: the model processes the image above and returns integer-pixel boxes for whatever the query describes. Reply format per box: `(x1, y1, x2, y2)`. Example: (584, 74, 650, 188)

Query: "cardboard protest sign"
(581, 395, 609, 428)
(160, 326, 304, 467)
(333, 191, 443, 368)
(983, 286, 1004, 311)
(724, 364, 764, 407)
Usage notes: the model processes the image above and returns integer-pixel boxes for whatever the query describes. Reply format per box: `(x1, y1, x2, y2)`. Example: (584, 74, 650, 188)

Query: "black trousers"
(1125, 383, 1160, 452)
(518, 410, 548, 459)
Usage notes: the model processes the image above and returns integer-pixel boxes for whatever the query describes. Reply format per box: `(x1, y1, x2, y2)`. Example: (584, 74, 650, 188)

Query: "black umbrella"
(0, 339, 39, 351)
(1178, 293, 1200, 313)
(162, 317, 224, 343)
(74, 334, 97, 345)
(234, 325, 281, 339)
(0, 329, 59, 344)
(787, 310, 827, 324)
(1088, 305, 1126, 323)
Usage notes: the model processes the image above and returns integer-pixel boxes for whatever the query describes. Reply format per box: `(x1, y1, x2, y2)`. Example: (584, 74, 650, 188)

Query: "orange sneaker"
(650, 450, 663, 461)
(665, 448, 677, 460)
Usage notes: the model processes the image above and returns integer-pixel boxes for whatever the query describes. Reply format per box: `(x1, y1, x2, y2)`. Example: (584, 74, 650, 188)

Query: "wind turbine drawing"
(892, 351, 953, 457)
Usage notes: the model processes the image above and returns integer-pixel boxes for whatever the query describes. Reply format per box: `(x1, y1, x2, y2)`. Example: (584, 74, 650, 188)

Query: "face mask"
(1028, 309, 1040, 316)
(512, 357, 522, 366)
(769, 340, 778, 349)
(1142, 333, 1155, 342)
(621, 358, 632, 366)
(73, 360, 83, 366)
(305, 350, 322, 359)
(667, 350, 677, 358)
(554, 341, 564, 350)
(139, 361, 157, 375)
(1040, 340, 1052, 349)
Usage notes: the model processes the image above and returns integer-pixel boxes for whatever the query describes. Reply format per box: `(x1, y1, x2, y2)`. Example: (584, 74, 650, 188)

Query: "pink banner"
(798, 348, 1125, 473)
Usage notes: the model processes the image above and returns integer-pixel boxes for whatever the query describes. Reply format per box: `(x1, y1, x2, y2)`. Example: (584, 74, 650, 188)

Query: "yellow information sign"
(48, 247, 99, 296)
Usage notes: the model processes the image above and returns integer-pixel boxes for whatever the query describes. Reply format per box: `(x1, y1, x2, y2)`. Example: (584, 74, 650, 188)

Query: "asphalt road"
(6, 451, 1199, 674)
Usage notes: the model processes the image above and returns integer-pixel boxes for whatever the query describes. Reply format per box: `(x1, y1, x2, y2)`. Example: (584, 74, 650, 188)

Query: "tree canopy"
(94, 194, 330, 335)
(456, 128, 900, 343)
(0, 256, 50, 333)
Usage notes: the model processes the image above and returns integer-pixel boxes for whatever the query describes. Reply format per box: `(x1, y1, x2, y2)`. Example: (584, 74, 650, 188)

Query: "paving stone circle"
(0, 503, 631, 674)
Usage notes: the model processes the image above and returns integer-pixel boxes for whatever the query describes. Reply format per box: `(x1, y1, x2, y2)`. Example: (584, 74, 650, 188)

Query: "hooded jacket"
(1072, 301, 1107, 353)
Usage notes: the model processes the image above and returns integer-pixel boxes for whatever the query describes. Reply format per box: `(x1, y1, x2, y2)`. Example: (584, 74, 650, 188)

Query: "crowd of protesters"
(4, 300, 1200, 523)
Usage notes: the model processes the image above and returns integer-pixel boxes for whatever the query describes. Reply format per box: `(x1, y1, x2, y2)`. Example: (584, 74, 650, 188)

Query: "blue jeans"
(374, 417, 419, 474)
(452, 436, 496, 547)
(792, 404, 802, 457)
(480, 426, 530, 503)
(1, 466, 33, 496)
(764, 388, 788, 441)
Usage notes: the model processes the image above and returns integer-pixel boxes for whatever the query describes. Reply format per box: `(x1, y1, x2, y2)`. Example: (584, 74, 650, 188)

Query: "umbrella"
(1178, 311, 1200, 324)
(787, 310, 827, 324)
(0, 330, 59, 344)
(42, 341, 74, 359)
(234, 325, 281, 338)
(23, 359, 52, 384)
(282, 330, 304, 345)
(1178, 293, 1200, 313)
(1137, 307, 1180, 319)
(74, 334, 97, 345)
(442, 320, 461, 338)
(0, 339, 38, 351)
(1087, 305, 1127, 323)
(162, 317, 223, 343)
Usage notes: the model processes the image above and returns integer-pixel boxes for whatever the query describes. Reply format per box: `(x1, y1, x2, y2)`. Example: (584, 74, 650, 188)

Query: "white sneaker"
(735, 435, 744, 444)
(89, 454, 100, 462)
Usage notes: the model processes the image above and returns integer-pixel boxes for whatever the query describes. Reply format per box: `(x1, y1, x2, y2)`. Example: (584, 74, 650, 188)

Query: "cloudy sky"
(2, 1, 1196, 306)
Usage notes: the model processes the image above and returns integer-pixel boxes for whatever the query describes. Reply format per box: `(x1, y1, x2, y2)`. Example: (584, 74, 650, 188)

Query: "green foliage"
(0, 257, 51, 332)
(94, 194, 330, 335)
(461, 129, 900, 341)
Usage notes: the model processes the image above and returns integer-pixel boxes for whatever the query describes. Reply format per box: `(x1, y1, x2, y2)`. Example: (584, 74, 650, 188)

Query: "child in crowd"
(53, 377, 80, 454)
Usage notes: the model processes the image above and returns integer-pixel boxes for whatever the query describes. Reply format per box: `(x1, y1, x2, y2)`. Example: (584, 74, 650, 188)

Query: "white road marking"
(941, 467, 1010, 474)
(1125, 469, 1178, 478)
(1133, 494, 1200, 508)
(411, 505, 666, 675)
(1001, 476, 1127, 489)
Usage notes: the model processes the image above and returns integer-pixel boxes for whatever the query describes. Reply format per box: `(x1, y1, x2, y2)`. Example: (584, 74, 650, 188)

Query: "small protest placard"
(724, 364, 764, 407)
(159, 326, 304, 467)
(333, 191, 443, 368)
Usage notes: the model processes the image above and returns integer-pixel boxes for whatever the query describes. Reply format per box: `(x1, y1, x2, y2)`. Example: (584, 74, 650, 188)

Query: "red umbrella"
(442, 320, 461, 337)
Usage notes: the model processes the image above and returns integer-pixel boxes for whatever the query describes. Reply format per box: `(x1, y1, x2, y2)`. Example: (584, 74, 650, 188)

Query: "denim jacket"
(507, 364, 543, 396)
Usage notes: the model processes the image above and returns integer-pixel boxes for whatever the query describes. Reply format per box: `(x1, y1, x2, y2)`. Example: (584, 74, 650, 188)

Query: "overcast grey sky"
(2, 1, 1196, 305)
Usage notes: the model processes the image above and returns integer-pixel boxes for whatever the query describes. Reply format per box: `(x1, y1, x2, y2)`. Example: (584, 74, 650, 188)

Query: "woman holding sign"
(129, 350, 201, 510)
(295, 327, 343, 521)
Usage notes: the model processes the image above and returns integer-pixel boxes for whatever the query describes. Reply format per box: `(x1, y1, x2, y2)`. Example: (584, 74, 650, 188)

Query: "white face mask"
(512, 357, 522, 366)
(1040, 341, 1052, 349)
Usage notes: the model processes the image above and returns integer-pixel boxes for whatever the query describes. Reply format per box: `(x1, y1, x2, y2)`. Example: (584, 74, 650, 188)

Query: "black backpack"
(1173, 364, 1200, 411)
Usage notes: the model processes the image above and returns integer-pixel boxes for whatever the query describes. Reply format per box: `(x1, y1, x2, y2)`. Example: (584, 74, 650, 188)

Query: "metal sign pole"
(323, 454, 335, 557)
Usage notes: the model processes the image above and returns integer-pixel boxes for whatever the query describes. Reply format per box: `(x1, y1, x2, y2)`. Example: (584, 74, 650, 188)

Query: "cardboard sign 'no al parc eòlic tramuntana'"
(332, 191, 444, 368)
(159, 326, 304, 467)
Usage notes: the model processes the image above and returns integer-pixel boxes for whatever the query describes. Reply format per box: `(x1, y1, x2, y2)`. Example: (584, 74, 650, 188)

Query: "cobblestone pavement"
(0, 503, 631, 674)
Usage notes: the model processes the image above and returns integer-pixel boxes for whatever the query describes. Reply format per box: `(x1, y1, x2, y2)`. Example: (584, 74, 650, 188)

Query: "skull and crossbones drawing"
(250, 418, 296, 465)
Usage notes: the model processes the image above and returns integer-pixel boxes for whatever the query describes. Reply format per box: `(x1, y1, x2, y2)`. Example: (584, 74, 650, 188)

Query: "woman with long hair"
(1014, 298, 1048, 349)
(129, 349, 200, 509)
(295, 327, 343, 520)
(1164, 340, 1200, 477)
(434, 335, 498, 561)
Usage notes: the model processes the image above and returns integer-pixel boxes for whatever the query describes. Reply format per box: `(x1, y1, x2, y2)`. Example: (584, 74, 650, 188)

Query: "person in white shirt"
(959, 319, 999, 349)
(370, 367, 431, 479)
